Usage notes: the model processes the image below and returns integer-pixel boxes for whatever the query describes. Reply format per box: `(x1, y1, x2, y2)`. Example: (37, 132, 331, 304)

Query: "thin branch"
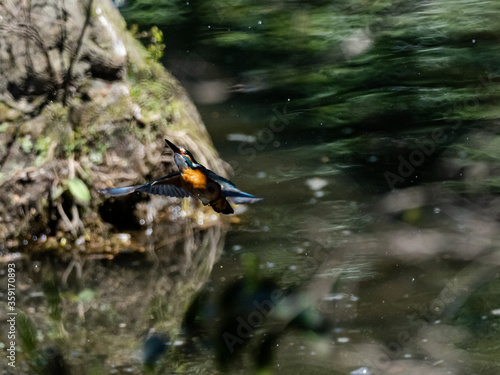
(26, 0, 32, 22)
(2, 1, 18, 18)
(56, 201, 77, 236)
(62, 0, 93, 105)
(23, 0, 34, 95)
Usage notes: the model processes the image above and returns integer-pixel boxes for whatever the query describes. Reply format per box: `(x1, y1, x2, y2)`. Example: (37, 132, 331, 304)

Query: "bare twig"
(68, 156, 75, 179)
(56, 201, 78, 236)
(61, 257, 83, 286)
(2, 1, 18, 18)
(22, 0, 34, 95)
(62, 0, 93, 105)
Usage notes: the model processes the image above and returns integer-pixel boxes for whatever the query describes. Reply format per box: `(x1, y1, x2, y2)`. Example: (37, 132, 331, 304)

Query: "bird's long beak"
(165, 139, 181, 154)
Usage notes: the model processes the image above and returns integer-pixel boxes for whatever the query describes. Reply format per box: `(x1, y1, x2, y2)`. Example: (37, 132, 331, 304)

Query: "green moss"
(130, 81, 168, 115)
(20, 137, 33, 153)
(89, 145, 106, 165)
(130, 25, 166, 62)
(34, 136, 52, 166)
(0, 0, 226, 251)
(0, 103, 22, 122)
(18, 311, 38, 356)
(40, 103, 71, 159)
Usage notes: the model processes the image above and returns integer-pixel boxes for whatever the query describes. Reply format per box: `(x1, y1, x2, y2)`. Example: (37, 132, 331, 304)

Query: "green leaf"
(66, 178, 91, 202)
(51, 183, 65, 200)
(77, 288, 96, 303)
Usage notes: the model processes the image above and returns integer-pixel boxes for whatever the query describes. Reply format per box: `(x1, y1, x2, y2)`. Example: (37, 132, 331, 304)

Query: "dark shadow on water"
(0, 223, 226, 374)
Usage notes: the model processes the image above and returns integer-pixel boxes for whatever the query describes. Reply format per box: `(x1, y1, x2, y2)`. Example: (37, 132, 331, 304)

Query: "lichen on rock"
(0, 0, 229, 252)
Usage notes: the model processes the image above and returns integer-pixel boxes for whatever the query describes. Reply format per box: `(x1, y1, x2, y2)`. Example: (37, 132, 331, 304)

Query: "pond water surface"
(3, 1, 500, 373)
(4, 97, 499, 375)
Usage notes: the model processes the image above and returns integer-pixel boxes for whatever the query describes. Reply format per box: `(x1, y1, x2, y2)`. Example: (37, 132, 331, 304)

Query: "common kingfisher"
(98, 139, 262, 214)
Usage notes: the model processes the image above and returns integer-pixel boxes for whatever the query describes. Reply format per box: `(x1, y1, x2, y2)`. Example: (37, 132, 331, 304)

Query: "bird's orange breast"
(181, 168, 208, 190)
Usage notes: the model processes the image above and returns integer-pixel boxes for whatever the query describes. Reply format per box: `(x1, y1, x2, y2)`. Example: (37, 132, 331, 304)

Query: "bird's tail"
(98, 185, 141, 197)
(223, 189, 263, 204)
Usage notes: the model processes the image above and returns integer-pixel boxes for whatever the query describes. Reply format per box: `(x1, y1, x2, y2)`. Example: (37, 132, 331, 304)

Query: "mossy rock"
(0, 0, 228, 252)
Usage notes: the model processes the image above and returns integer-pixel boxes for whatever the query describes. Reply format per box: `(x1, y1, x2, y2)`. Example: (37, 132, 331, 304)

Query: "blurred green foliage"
(18, 311, 38, 356)
(120, 0, 500, 129)
(43, 280, 62, 321)
(130, 24, 166, 61)
(119, 0, 500, 189)
(120, 0, 188, 25)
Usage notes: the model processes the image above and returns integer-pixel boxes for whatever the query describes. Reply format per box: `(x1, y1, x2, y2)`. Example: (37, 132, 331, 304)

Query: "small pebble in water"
(305, 177, 328, 191)
(32, 262, 41, 273)
(350, 367, 372, 375)
(116, 233, 131, 244)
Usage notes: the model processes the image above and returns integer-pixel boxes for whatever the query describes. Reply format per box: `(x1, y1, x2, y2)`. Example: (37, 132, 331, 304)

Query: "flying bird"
(98, 139, 262, 214)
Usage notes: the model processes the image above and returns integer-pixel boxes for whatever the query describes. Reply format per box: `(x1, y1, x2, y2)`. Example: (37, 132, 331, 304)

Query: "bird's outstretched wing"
(203, 168, 263, 204)
(143, 173, 191, 198)
(99, 172, 191, 198)
(204, 169, 236, 189)
(98, 185, 139, 197)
